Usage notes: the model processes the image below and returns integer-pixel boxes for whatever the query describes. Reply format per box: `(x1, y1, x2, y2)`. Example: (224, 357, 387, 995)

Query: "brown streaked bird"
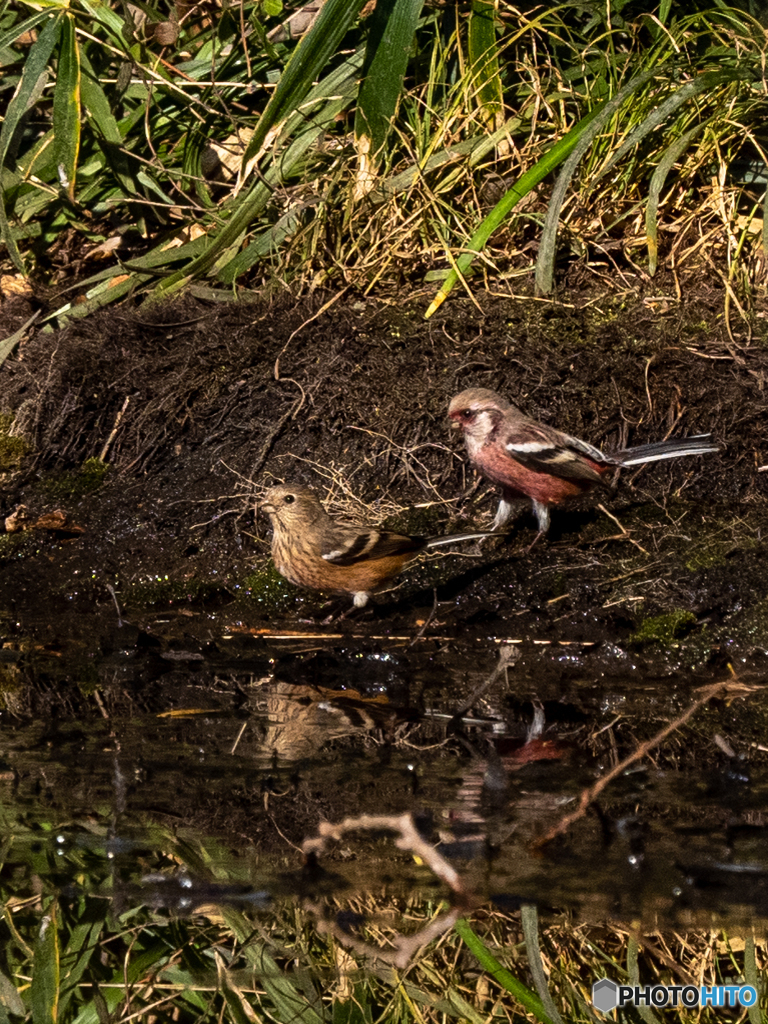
(261, 483, 496, 609)
(448, 387, 719, 536)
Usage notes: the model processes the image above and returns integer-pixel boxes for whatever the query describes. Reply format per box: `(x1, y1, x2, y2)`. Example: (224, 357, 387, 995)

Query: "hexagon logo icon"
(592, 978, 619, 1013)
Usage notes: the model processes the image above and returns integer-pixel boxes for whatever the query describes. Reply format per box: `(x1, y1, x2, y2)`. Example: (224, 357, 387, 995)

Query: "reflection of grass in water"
(0, 819, 763, 1023)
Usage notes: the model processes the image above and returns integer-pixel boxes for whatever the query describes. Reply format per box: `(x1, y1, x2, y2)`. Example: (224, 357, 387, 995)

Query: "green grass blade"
(627, 936, 660, 1024)
(467, 0, 503, 129)
(521, 905, 564, 1024)
(371, 114, 521, 205)
(218, 911, 325, 1023)
(53, 13, 81, 199)
(149, 0, 367, 296)
(79, 50, 138, 196)
(354, 0, 426, 171)
(241, 0, 369, 169)
(218, 69, 360, 282)
(0, 9, 52, 50)
(70, 941, 172, 1024)
(254, 946, 325, 1024)
(454, 917, 554, 1023)
(45, 235, 208, 323)
(58, 918, 104, 1020)
(0, 11, 62, 271)
(77, 0, 128, 47)
(216, 194, 310, 282)
(0, 969, 26, 1017)
(217, 955, 259, 1024)
(442, 988, 488, 1023)
(49, 272, 153, 324)
(534, 69, 655, 296)
(646, 123, 704, 275)
(0, 309, 41, 367)
(597, 70, 745, 184)
(332, 993, 373, 1024)
(743, 935, 760, 1024)
(30, 899, 60, 1024)
(425, 102, 605, 317)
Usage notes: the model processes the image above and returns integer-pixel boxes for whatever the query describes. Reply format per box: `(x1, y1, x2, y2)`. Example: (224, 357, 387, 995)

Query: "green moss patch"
(242, 563, 302, 614)
(41, 457, 110, 499)
(0, 415, 29, 471)
(0, 532, 31, 559)
(630, 610, 697, 646)
(125, 575, 215, 608)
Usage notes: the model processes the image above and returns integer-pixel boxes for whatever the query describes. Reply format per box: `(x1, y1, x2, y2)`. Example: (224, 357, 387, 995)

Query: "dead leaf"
(85, 236, 124, 261)
(5, 505, 31, 532)
(32, 510, 84, 534)
(0, 275, 33, 299)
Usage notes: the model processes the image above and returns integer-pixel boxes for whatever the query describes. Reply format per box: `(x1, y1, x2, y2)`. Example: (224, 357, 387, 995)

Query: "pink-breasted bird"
(261, 483, 498, 608)
(448, 387, 719, 536)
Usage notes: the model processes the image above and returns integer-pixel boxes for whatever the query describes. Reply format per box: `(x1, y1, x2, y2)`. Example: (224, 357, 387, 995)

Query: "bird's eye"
(283, 494, 295, 504)
(462, 409, 475, 419)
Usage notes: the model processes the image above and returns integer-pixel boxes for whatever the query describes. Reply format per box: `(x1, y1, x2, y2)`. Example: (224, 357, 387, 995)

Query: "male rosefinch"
(261, 483, 495, 608)
(448, 387, 719, 535)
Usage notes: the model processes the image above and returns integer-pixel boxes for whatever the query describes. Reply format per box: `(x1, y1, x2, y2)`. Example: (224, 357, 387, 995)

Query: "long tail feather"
(424, 532, 498, 548)
(617, 434, 719, 466)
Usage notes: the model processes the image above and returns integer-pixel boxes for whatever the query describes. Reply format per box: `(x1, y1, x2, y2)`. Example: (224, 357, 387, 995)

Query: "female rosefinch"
(261, 483, 495, 608)
(448, 387, 718, 535)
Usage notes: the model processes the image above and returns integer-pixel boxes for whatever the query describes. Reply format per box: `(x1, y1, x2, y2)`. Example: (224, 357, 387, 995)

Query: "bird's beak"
(259, 502, 276, 516)
(450, 420, 460, 430)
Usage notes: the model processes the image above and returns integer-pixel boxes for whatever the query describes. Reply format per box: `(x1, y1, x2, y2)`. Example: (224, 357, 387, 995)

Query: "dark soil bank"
(1, 286, 768, 679)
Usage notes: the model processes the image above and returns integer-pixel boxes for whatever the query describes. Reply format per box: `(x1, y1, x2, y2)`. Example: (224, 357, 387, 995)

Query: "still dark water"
(3, 617, 768, 928)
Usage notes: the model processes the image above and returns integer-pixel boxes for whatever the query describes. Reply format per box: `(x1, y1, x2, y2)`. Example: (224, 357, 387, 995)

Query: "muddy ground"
(1, 281, 767, 657)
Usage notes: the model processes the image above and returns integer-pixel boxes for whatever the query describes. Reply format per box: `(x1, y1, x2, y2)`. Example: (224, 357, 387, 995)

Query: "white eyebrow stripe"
(506, 441, 553, 452)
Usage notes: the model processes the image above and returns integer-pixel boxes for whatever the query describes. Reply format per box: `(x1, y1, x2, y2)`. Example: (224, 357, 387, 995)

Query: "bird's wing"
(498, 417, 609, 483)
(320, 523, 422, 565)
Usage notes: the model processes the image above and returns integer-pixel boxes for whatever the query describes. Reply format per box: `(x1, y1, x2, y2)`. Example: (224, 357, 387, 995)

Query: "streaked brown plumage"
(261, 483, 495, 608)
(449, 387, 719, 535)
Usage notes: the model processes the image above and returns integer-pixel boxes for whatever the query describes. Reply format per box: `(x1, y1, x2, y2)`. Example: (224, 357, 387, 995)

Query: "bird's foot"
(472, 533, 506, 555)
(320, 602, 366, 626)
(523, 530, 546, 555)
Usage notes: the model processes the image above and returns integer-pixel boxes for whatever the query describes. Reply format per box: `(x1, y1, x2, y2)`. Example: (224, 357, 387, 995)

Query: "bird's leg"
(523, 500, 552, 554)
(492, 497, 517, 532)
(320, 592, 370, 625)
(532, 500, 551, 535)
(472, 496, 519, 553)
(320, 604, 352, 626)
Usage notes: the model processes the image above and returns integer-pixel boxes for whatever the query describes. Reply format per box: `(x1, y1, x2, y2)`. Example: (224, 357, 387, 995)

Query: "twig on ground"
(249, 382, 306, 480)
(594, 504, 650, 555)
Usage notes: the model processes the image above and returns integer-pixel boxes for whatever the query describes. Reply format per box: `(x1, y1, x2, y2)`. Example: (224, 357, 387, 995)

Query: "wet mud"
(1, 285, 767, 655)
